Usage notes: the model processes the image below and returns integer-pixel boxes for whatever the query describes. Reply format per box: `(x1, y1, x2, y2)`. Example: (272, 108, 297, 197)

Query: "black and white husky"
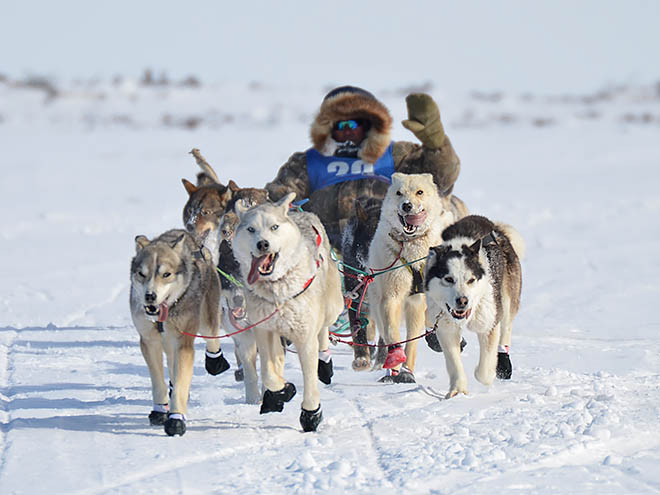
(424, 215, 524, 398)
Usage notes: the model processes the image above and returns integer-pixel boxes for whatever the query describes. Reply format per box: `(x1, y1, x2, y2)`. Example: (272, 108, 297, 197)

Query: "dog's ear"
(227, 180, 240, 192)
(430, 244, 450, 258)
(356, 199, 368, 224)
(276, 192, 297, 214)
(220, 185, 233, 204)
(181, 178, 198, 195)
(135, 235, 150, 252)
(463, 239, 481, 256)
(170, 233, 186, 254)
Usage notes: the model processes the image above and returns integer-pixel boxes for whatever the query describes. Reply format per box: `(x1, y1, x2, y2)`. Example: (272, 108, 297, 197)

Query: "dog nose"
(233, 293, 244, 307)
(145, 292, 157, 303)
(456, 296, 468, 308)
(401, 201, 413, 213)
(256, 239, 269, 252)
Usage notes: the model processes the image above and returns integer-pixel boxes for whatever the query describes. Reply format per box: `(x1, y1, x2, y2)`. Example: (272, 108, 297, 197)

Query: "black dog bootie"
(300, 405, 323, 432)
(496, 352, 512, 379)
(260, 382, 297, 414)
(205, 349, 230, 376)
(164, 413, 186, 436)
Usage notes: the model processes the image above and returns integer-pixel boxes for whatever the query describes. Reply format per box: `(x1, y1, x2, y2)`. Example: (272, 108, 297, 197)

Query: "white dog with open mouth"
(368, 172, 467, 383)
(232, 193, 344, 432)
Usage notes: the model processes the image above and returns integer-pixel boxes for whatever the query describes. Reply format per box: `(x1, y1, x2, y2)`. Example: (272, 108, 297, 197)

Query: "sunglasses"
(334, 119, 362, 131)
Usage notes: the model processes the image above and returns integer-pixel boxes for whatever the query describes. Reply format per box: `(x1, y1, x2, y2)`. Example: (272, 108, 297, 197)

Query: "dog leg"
(235, 333, 260, 404)
(402, 293, 426, 374)
(381, 295, 407, 369)
(295, 335, 322, 431)
(497, 294, 513, 379)
(438, 328, 467, 398)
(317, 329, 333, 385)
(165, 334, 195, 436)
(475, 323, 500, 386)
(138, 332, 169, 424)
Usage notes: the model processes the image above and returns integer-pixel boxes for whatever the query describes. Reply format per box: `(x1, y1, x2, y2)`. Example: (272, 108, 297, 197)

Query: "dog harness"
(305, 143, 395, 192)
(400, 255, 425, 295)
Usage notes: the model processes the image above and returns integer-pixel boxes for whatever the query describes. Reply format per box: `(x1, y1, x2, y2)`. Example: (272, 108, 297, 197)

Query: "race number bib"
(306, 143, 394, 193)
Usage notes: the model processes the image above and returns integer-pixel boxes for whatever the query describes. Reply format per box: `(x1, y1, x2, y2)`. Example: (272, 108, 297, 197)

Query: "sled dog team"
(129, 88, 524, 436)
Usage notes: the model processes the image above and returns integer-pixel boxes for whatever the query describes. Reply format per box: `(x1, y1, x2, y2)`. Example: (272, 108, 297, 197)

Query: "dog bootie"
(318, 350, 333, 385)
(300, 405, 323, 432)
(378, 368, 399, 383)
(425, 333, 468, 353)
(496, 350, 512, 379)
(149, 404, 168, 425)
(260, 382, 297, 414)
(425, 332, 443, 352)
(205, 349, 230, 376)
(392, 366, 416, 384)
(164, 413, 186, 437)
(234, 365, 244, 382)
(383, 345, 406, 369)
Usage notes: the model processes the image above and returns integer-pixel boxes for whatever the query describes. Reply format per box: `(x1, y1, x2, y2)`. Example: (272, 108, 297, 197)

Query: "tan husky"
(129, 229, 221, 436)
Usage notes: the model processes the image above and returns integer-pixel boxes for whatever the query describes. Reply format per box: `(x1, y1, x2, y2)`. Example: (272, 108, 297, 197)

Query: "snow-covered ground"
(1, 76, 660, 494)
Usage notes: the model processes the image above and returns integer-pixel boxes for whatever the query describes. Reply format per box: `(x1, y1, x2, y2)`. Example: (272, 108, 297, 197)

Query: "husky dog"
(233, 193, 344, 432)
(129, 229, 221, 436)
(182, 155, 269, 403)
(368, 173, 468, 383)
(341, 197, 382, 371)
(424, 215, 524, 399)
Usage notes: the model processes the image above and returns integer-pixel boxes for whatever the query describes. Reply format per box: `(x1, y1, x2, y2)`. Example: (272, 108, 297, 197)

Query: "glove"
(401, 93, 446, 149)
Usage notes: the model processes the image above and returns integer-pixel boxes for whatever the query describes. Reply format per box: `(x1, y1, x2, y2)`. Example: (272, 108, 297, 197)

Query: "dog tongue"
(405, 211, 427, 226)
(158, 303, 169, 322)
(248, 254, 268, 285)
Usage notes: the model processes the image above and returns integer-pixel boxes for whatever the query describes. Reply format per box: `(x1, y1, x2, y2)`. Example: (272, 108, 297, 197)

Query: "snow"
(2, 4, 660, 492)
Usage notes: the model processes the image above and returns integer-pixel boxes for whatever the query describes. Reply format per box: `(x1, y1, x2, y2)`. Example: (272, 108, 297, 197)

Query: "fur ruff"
(310, 92, 393, 164)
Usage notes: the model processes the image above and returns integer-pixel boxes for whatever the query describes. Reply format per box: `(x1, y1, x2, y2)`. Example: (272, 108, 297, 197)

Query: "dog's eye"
(247, 226, 255, 233)
(467, 277, 476, 285)
(396, 191, 402, 196)
(162, 272, 171, 278)
(271, 224, 279, 231)
(138, 271, 146, 278)
(202, 210, 212, 216)
(444, 276, 454, 284)
(416, 190, 424, 195)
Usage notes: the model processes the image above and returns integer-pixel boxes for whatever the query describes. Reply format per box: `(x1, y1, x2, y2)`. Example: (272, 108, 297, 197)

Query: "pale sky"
(2, 0, 659, 92)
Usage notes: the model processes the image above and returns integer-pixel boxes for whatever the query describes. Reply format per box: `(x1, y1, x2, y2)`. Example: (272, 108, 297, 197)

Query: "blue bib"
(306, 143, 395, 193)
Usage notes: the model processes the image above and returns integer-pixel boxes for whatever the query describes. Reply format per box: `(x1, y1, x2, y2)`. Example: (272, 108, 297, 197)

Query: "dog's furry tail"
(496, 222, 526, 261)
(190, 148, 220, 185)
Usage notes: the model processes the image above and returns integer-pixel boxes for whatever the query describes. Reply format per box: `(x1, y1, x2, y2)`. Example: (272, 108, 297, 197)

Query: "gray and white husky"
(129, 229, 221, 436)
(367, 172, 468, 383)
(424, 215, 524, 399)
(232, 193, 344, 432)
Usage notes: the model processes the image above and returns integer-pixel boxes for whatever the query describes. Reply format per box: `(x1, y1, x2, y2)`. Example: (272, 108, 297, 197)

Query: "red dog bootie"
(383, 345, 406, 369)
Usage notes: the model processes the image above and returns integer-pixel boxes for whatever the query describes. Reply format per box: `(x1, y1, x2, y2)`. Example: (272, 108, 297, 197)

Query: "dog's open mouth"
(231, 305, 246, 320)
(398, 210, 427, 236)
(446, 303, 471, 320)
(247, 252, 279, 284)
(145, 302, 169, 322)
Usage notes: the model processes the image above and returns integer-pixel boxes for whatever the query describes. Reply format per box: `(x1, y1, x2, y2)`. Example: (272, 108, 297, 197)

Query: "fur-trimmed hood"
(310, 86, 393, 164)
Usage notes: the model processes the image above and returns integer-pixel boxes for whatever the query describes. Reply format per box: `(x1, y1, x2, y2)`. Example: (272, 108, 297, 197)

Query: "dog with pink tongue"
(367, 173, 468, 383)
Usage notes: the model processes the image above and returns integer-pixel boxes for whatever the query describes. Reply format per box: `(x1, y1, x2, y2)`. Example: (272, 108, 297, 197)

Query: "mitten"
(401, 93, 446, 149)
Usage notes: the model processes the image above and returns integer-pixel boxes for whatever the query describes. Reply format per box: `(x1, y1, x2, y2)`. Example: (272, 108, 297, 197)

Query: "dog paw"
(260, 382, 297, 414)
(445, 389, 467, 399)
(234, 367, 244, 382)
(318, 358, 333, 385)
(300, 405, 323, 432)
(148, 410, 168, 426)
(205, 350, 230, 376)
(164, 414, 186, 436)
(352, 356, 371, 371)
(496, 352, 512, 379)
